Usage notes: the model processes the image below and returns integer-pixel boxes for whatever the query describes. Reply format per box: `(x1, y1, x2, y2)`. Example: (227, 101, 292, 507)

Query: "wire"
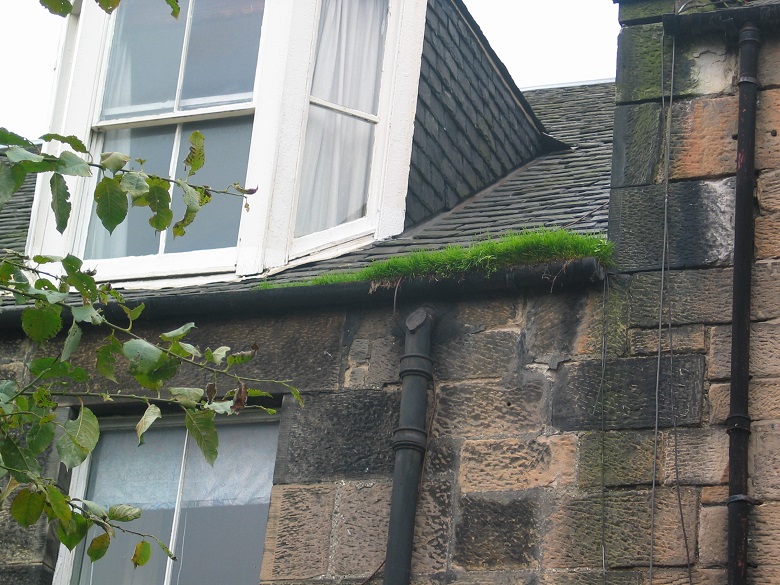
(598, 275, 610, 585)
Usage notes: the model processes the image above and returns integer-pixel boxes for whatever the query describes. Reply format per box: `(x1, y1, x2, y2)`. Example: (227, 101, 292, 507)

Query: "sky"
(0, 0, 620, 139)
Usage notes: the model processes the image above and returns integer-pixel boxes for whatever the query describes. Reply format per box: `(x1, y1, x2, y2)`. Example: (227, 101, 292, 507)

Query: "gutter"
(0, 258, 605, 330)
(663, 10, 763, 585)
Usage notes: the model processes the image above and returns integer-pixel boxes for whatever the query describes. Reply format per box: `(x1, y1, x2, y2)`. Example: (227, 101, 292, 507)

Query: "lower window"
(58, 418, 278, 585)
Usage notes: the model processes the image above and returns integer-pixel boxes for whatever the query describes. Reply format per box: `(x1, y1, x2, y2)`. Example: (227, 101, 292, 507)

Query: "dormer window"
(28, 0, 425, 282)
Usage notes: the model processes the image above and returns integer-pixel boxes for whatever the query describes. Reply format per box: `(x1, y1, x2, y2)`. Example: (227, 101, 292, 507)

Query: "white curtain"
(295, 0, 389, 237)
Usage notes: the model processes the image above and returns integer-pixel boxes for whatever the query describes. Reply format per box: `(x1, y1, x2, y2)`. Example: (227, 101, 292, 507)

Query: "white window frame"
(52, 412, 279, 585)
(27, 0, 427, 284)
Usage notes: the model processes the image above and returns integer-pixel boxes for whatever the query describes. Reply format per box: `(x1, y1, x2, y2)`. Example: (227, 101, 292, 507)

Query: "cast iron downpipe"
(384, 307, 436, 585)
(728, 21, 760, 585)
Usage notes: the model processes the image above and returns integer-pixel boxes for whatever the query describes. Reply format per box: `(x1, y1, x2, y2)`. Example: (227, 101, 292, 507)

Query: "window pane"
(166, 117, 252, 254)
(71, 427, 186, 585)
(101, 0, 189, 120)
(172, 424, 278, 584)
(296, 105, 374, 237)
(180, 0, 265, 109)
(311, 0, 389, 114)
(85, 126, 175, 259)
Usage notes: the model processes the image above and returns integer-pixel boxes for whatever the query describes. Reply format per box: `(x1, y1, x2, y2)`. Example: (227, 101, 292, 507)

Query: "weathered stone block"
(460, 434, 577, 493)
(629, 269, 732, 327)
(432, 380, 544, 438)
(749, 502, 780, 567)
(274, 390, 399, 484)
(610, 179, 735, 273)
(544, 488, 698, 568)
(551, 356, 704, 431)
(701, 485, 729, 506)
(333, 482, 390, 576)
(261, 484, 336, 581)
(757, 168, 780, 214)
(618, 1, 674, 25)
(650, 568, 727, 585)
(616, 24, 670, 104)
(709, 379, 780, 424)
(522, 292, 590, 363)
(662, 428, 728, 485)
(438, 571, 537, 585)
(752, 422, 780, 501)
(362, 336, 404, 388)
(669, 90, 780, 180)
(434, 330, 520, 381)
(0, 504, 49, 566)
(612, 103, 663, 188)
(579, 431, 659, 487)
(453, 494, 540, 571)
(412, 478, 453, 574)
(755, 214, 780, 260)
(538, 572, 642, 585)
(708, 323, 780, 379)
(0, 565, 55, 585)
(629, 325, 706, 355)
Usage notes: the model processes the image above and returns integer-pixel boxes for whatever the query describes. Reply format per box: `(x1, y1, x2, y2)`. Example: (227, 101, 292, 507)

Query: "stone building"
(3, 0, 780, 584)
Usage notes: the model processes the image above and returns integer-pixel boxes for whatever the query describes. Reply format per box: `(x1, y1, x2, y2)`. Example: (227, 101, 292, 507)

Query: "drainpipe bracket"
(726, 413, 752, 433)
(400, 353, 433, 380)
(727, 494, 761, 506)
(738, 75, 759, 85)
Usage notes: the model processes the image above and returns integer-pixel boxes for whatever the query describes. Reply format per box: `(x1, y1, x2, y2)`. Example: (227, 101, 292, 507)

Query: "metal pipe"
(384, 307, 436, 585)
(728, 21, 760, 585)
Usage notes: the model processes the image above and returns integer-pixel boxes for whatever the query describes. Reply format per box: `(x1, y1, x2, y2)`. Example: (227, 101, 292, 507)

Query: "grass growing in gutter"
(258, 229, 613, 290)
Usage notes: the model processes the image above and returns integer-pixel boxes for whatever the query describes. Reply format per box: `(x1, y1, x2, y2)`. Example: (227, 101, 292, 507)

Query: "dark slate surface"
(405, 0, 544, 228)
(0, 175, 35, 252)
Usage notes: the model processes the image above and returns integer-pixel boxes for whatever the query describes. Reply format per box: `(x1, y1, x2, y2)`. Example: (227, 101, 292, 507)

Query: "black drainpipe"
(728, 21, 760, 585)
(384, 307, 436, 585)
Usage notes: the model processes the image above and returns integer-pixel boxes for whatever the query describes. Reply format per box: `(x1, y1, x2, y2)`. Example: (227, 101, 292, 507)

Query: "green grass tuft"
(257, 229, 613, 290)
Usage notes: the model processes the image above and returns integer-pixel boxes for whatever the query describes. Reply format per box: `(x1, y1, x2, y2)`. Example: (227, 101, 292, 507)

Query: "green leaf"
(58, 513, 89, 550)
(145, 180, 173, 231)
(135, 404, 161, 445)
(123, 339, 180, 390)
(26, 286, 68, 304)
(120, 172, 150, 198)
(45, 484, 72, 526)
(61, 322, 82, 362)
(87, 533, 111, 562)
(100, 152, 130, 175)
(172, 180, 201, 238)
(183, 131, 205, 177)
(10, 488, 45, 526)
(108, 504, 142, 523)
(27, 420, 56, 455)
(0, 161, 28, 213)
(21, 305, 63, 343)
(28, 357, 88, 383)
(158, 539, 176, 560)
(1, 438, 42, 482)
(49, 174, 72, 233)
(169, 341, 201, 359)
(121, 303, 145, 322)
(0, 379, 18, 403)
(169, 387, 204, 404)
(0, 128, 36, 148)
(49, 173, 72, 234)
(5, 145, 44, 164)
(204, 346, 230, 365)
(227, 348, 256, 367)
(164, 0, 180, 17)
(55, 151, 92, 177)
(71, 305, 104, 325)
(56, 408, 100, 470)
(94, 176, 128, 234)
(184, 409, 218, 465)
(246, 388, 273, 398)
(39, 0, 73, 16)
(160, 322, 196, 342)
(204, 400, 234, 415)
(39, 133, 88, 154)
(81, 499, 108, 518)
(96, 335, 123, 383)
(132, 540, 152, 568)
(62, 255, 99, 301)
(96, 0, 121, 14)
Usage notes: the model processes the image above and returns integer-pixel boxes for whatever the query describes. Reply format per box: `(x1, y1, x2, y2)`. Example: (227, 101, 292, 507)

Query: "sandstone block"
(749, 501, 780, 567)
(708, 323, 780, 379)
(333, 482, 390, 576)
(629, 325, 706, 355)
(751, 422, 780, 501)
(552, 356, 704, 431)
(538, 572, 642, 585)
(618, 1, 673, 25)
(610, 180, 735, 273)
(662, 428, 728, 485)
(709, 379, 780, 424)
(612, 103, 663, 189)
(699, 498, 727, 567)
(274, 390, 399, 484)
(459, 435, 577, 493)
(261, 484, 336, 581)
(544, 488, 698, 569)
(0, 565, 55, 585)
(649, 568, 726, 585)
(434, 330, 520, 381)
(412, 479, 453, 575)
(701, 485, 729, 506)
(579, 431, 659, 488)
(755, 215, 780, 260)
(439, 571, 537, 585)
(453, 494, 540, 571)
(362, 336, 404, 388)
(757, 168, 780, 214)
(432, 381, 544, 438)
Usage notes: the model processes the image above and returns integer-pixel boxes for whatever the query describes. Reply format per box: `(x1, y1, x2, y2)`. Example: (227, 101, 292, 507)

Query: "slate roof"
(0, 169, 35, 253)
